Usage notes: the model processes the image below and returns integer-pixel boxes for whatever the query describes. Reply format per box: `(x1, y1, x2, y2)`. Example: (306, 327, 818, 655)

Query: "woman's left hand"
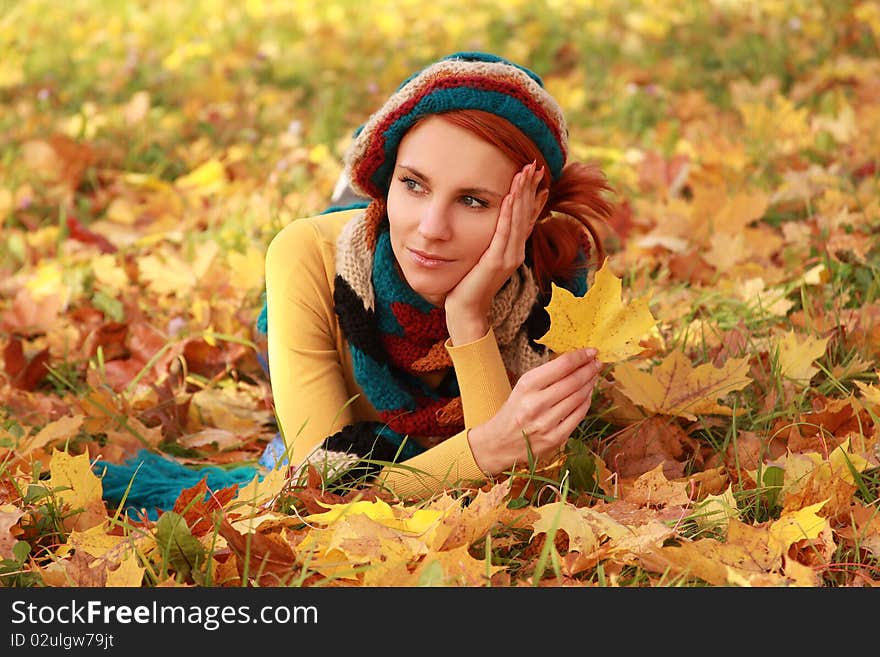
(444, 161, 547, 344)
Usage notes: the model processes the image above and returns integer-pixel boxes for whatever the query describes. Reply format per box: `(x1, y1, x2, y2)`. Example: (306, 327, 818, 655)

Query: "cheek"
(459, 219, 496, 263)
(386, 183, 421, 222)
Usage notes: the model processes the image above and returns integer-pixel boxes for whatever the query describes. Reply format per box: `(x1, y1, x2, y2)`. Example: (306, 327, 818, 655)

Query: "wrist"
(467, 423, 506, 476)
(444, 304, 489, 346)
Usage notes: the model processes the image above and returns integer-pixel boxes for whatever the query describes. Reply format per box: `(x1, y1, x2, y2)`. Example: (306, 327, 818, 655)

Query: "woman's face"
(386, 115, 519, 307)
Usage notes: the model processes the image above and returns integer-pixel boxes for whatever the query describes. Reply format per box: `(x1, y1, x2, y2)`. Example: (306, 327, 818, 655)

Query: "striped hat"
(345, 51, 568, 200)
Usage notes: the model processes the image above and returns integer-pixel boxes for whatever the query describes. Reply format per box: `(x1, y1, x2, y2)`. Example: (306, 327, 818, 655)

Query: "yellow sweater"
(264, 208, 513, 498)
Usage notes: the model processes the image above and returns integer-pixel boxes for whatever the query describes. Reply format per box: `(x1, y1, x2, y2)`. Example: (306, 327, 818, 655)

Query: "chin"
(411, 285, 449, 306)
(403, 275, 448, 305)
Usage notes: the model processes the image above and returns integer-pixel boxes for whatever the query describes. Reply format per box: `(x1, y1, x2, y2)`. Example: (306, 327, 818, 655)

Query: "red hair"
(436, 109, 613, 293)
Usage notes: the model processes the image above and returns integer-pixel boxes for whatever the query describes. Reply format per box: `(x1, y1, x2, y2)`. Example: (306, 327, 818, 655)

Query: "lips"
(408, 247, 453, 268)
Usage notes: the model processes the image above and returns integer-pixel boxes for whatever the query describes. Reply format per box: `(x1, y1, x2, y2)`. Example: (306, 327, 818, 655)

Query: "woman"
(264, 52, 612, 499)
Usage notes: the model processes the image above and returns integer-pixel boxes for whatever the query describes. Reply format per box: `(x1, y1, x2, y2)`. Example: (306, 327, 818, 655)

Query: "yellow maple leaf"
(768, 500, 828, 556)
(855, 375, 880, 409)
(691, 485, 740, 531)
(228, 466, 288, 519)
(105, 552, 146, 587)
(614, 351, 752, 420)
(624, 463, 692, 507)
(428, 481, 511, 551)
(47, 449, 103, 513)
(646, 523, 782, 587)
(536, 258, 658, 362)
(138, 251, 197, 296)
(227, 246, 266, 293)
(25, 261, 70, 307)
(294, 513, 429, 581)
(771, 438, 871, 500)
(91, 254, 129, 292)
(776, 330, 829, 384)
(408, 543, 501, 586)
(828, 438, 870, 484)
(531, 501, 598, 555)
(304, 498, 443, 539)
(61, 521, 154, 562)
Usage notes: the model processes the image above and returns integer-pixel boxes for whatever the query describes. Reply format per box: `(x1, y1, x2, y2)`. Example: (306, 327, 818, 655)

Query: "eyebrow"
(396, 164, 505, 199)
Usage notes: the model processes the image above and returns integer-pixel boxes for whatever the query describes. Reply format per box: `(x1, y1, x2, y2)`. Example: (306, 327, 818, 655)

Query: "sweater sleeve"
(265, 217, 363, 467)
(377, 329, 512, 498)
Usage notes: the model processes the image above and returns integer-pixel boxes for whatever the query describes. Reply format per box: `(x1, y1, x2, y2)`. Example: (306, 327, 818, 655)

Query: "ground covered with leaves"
(1, 0, 879, 587)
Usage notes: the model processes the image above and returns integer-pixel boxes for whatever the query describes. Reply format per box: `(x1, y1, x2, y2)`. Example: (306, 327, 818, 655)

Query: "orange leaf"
(173, 478, 240, 538)
(217, 517, 300, 586)
(614, 351, 752, 420)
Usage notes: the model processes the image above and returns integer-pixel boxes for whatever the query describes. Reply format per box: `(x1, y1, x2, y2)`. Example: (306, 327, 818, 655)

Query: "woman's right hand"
(467, 347, 604, 475)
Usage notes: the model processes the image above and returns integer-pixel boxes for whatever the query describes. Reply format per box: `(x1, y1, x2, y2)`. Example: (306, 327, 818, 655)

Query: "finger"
(552, 395, 594, 444)
(534, 357, 602, 407)
(486, 190, 514, 258)
(520, 348, 598, 390)
(546, 370, 597, 425)
(515, 162, 545, 237)
(507, 164, 536, 258)
(530, 166, 545, 226)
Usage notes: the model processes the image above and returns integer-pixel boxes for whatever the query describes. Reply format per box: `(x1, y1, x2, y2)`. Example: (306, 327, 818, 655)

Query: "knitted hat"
(345, 51, 568, 200)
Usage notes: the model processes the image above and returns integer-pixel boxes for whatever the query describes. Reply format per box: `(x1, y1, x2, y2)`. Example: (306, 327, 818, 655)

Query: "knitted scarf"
(307, 202, 589, 483)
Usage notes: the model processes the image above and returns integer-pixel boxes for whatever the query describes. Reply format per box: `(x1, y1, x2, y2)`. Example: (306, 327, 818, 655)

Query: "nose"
(417, 200, 452, 241)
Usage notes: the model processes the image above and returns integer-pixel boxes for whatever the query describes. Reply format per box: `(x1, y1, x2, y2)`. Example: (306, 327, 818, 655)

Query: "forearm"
(445, 328, 511, 428)
(376, 431, 486, 498)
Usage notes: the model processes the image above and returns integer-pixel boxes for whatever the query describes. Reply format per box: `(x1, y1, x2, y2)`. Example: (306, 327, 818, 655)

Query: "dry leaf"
(776, 330, 830, 384)
(614, 351, 752, 420)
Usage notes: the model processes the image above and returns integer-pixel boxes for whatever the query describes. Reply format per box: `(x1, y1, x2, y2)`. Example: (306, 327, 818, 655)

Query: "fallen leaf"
(46, 449, 105, 525)
(614, 351, 752, 420)
(621, 463, 693, 508)
(768, 500, 829, 555)
(0, 505, 24, 560)
(531, 501, 598, 555)
(19, 414, 84, 458)
(776, 331, 830, 384)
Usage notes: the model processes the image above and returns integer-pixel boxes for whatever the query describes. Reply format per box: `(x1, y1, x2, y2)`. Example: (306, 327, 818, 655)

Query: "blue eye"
(462, 195, 488, 209)
(399, 176, 424, 193)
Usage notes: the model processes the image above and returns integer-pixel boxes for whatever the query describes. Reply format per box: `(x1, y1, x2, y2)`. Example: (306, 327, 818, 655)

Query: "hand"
(467, 347, 604, 475)
(444, 161, 548, 344)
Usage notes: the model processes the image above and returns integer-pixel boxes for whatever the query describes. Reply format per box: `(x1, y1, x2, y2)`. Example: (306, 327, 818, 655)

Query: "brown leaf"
(1, 289, 62, 338)
(217, 517, 300, 586)
(47, 134, 95, 192)
(0, 506, 24, 560)
(61, 550, 108, 587)
(10, 344, 50, 391)
(3, 337, 26, 378)
(172, 479, 240, 538)
(66, 214, 117, 254)
(138, 379, 191, 441)
(778, 394, 872, 455)
(603, 416, 697, 480)
(668, 251, 716, 285)
(182, 337, 248, 380)
(81, 322, 129, 361)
